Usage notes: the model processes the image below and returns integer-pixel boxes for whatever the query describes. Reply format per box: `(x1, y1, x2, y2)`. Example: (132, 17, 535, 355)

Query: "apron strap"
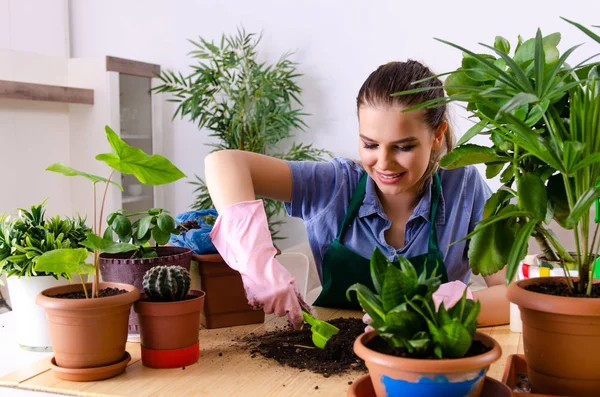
(428, 172, 442, 253)
(336, 172, 368, 240)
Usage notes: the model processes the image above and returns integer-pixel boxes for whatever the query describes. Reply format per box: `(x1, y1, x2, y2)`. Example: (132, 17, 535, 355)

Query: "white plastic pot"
(6, 275, 72, 351)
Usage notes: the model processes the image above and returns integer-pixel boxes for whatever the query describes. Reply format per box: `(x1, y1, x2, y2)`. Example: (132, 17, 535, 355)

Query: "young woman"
(206, 60, 509, 329)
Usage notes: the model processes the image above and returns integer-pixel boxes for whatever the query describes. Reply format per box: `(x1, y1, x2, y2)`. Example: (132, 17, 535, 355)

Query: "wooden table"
(0, 307, 521, 397)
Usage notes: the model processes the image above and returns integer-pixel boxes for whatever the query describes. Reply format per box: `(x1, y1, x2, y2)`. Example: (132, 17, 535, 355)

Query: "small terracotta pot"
(133, 290, 205, 368)
(193, 253, 264, 329)
(99, 246, 193, 332)
(36, 282, 140, 370)
(353, 331, 501, 397)
(507, 277, 600, 396)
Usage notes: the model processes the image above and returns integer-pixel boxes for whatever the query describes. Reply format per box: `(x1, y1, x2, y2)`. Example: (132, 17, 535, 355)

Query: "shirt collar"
(359, 175, 446, 225)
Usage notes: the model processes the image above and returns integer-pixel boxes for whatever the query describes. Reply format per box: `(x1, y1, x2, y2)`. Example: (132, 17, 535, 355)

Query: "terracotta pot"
(36, 282, 140, 370)
(193, 253, 264, 329)
(99, 246, 192, 332)
(507, 277, 600, 396)
(133, 290, 205, 368)
(353, 331, 501, 397)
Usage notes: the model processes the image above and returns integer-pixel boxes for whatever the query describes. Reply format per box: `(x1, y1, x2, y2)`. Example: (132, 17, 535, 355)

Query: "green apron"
(313, 172, 449, 309)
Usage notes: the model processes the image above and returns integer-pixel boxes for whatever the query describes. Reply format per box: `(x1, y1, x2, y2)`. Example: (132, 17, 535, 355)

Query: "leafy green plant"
(0, 201, 91, 281)
(395, 18, 600, 296)
(153, 27, 331, 239)
(34, 126, 186, 298)
(347, 248, 480, 359)
(142, 265, 191, 302)
(104, 208, 179, 258)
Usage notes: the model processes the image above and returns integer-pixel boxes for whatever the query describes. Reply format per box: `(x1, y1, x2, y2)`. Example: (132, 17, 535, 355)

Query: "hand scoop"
(302, 311, 340, 349)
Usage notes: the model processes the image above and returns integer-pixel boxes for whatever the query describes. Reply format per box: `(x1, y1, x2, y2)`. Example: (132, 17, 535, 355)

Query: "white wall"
(69, 0, 599, 250)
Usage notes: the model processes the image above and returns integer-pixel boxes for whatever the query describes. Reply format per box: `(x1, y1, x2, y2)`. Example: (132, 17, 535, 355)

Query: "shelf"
(0, 80, 94, 105)
(106, 56, 161, 78)
(121, 134, 152, 140)
(122, 195, 153, 204)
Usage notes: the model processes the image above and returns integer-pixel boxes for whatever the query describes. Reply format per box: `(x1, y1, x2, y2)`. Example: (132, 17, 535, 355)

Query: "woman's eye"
(395, 145, 415, 152)
(363, 143, 377, 149)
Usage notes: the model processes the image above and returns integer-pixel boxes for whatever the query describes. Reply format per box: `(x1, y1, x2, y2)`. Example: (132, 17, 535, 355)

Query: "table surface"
(0, 307, 522, 397)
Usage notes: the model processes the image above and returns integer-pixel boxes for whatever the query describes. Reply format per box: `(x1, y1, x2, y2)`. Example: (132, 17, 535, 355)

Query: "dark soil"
(525, 281, 600, 298)
(50, 287, 128, 299)
(177, 220, 201, 232)
(241, 317, 367, 377)
(366, 336, 491, 359)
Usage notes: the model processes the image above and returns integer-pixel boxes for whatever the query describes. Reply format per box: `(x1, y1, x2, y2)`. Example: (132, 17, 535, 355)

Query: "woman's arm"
(204, 150, 293, 211)
(474, 267, 510, 327)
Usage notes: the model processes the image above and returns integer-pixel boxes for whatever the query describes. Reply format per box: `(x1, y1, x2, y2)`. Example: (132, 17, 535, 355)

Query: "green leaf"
(385, 305, 422, 339)
(499, 93, 539, 116)
(137, 216, 153, 239)
(564, 186, 600, 228)
(157, 214, 175, 232)
(346, 283, 385, 323)
(457, 120, 488, 146)
(494, 36, 510, 53)
(439, 144, 508, 169)
(112, 215, 132, 241)
(571, 153, 600, 173)
(517, 173, 548, 221)
(562, 141, 585, 175)
(547, 174, 572, 229)
(151, 226, 171, 245)
(468, 218, 516, 276)
(80, 233, 137, 254)
(505, 219, 538, 284)
(381, 264, 417, 312)
(96, 126, 186, 185)
(561, 18, 600, 45)
(440, 321, 472, 358)
(483, 189, 512, 219)
(102, 225, 113, 241)
(46, 163, 123, 191)
(486, 162, 505, 179)
(35, 248, 94, 275)
(370, 247, 388, 294)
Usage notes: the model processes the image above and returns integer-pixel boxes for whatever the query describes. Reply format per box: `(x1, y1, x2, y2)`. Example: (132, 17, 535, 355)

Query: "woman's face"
(358, 105, 444, 197)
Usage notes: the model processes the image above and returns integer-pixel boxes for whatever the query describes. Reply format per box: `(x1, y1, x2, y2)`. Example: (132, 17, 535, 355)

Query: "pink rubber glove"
(209, 200, 308, 329)
(432, 280, 473, 311)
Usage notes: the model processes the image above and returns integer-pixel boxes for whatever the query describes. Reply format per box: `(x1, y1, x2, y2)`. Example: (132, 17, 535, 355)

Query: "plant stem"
(563, 174, 584, 293)
(93, 183, 97, 235)
(79, 274, 88, 299)
(93, 170, 115, 298)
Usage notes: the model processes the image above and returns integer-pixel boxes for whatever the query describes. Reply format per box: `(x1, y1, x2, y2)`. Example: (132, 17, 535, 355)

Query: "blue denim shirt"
(284, 158, 492, 284)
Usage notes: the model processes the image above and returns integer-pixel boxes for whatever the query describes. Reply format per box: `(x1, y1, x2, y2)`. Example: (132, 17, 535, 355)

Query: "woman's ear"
(432, 121, 447, 150)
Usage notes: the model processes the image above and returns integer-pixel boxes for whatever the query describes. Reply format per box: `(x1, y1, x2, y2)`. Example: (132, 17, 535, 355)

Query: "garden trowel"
(302, 311, 340, 349)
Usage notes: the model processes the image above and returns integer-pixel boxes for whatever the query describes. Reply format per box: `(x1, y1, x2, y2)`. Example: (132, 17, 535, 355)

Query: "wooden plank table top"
(0, 308, 521, 397)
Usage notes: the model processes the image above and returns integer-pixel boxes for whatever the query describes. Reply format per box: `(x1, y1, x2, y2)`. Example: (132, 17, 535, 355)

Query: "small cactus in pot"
(142, 265, 191, 302)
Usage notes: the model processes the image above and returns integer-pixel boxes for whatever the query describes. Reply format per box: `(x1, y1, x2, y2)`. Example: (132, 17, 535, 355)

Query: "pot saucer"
(347, 374, 512, 397)
(50, 352, 131, 382)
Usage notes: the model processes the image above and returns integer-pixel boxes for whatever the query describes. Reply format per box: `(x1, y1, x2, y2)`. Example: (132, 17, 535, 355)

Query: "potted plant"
(347, 249, 504, 397)
(133, 265, 205, 368)
(0, 201, 90, 350)
(99, 207, 193, 334)
(153, 27, 330, 328)
(396, 18, 600, 396)
(33, 125, 185, 381)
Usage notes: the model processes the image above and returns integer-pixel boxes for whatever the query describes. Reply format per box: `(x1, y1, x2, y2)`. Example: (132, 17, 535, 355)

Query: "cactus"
(142, 265, 191, 302)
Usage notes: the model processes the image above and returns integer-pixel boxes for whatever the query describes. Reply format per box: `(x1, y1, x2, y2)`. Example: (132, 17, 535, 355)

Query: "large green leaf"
(505, 219, 538, 284)
(137, 216, 153, 239)
(80, 233, 137, 254)
(35, 248, 95, 275)
(151, 226, 171, 245)
(517, 173, 548, 221)
(494, 36, 510, 54)
(96, 126, 186, 185)
(439, 321, 472, 358)
(439, 144, 508, 169)
(381, 265, 417, 312)
(384, 305, 422, 339)
(468, 218, 516, 276)
(370, 247, 388, 294)
(46, 163, 123, 191)
(564, 185, 600, 228)
(457, 120, 488, 146)
(346, 283, 385, 324)
(157, 214, 175, 232)
(547, 174, 572, 229)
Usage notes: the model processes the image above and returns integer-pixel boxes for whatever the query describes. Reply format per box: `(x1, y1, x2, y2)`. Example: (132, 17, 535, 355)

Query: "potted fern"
(0, 201, 90, 350)
(33, 126, 186, 381)
(133, 265, 205, 368)
(153, 27, 330, 328)
(395, 18, 600, 396)
(347, 249, 504, 397)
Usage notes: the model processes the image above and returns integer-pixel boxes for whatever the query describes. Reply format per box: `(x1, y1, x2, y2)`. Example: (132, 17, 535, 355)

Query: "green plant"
(104, 208, 179, 258)
(346, 248, 480, 359)
(142, 265, 191, 302)
(34, 126, 186, 298)
(153, 27, 331, 239)
(395, 18, 600, 296)
(0, 201, 91, 281)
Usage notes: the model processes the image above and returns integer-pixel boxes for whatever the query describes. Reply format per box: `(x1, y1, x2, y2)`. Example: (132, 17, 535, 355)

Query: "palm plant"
(396, 18, 600, 295)
(153, 28, 331, 239)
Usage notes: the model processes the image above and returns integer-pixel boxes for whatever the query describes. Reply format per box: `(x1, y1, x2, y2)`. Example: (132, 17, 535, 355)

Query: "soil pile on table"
(241, 317, 367, 377)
